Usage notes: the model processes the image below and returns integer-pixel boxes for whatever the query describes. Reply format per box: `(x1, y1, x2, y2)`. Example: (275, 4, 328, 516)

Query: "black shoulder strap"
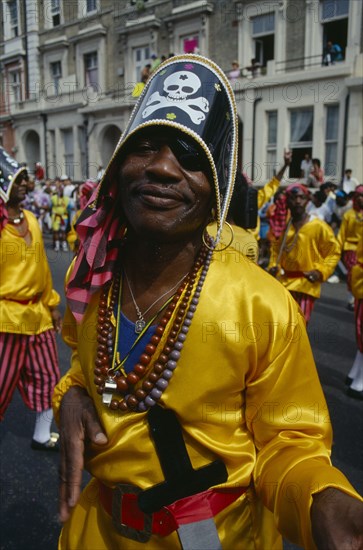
(138, 405, 228, 514)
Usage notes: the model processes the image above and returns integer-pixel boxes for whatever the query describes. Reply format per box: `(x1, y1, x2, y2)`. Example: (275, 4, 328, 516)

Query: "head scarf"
(285, 183, 310, 197)
(67, 54, 239, 322)
(0, 147, 28, 232)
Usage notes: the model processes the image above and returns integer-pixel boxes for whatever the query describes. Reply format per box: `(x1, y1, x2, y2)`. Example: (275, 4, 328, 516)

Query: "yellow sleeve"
(336, 213, 347, 251)
(249, 306, 362, 548)
(41, 265, 61, 309)
(257, 177, 280, 209)
(315, 223, 341, 280)
(52, 259, 87, 424)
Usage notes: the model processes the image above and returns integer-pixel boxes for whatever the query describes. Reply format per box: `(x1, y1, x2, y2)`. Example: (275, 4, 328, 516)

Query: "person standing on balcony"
(342, 169, 359, 195)
(307, 158, 324, 188)
(244, 58, 261, 78)
(228, 60, 241, 85)
(300, 152, 312, 180)
(323, 41, 343, 65)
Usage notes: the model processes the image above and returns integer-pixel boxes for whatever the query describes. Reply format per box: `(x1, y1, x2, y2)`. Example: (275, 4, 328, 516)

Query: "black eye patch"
(171, 139, 209, 173)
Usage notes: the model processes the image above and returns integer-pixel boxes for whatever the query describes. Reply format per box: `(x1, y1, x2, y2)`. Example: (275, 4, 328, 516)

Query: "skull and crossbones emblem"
(142, 71, 209, 125)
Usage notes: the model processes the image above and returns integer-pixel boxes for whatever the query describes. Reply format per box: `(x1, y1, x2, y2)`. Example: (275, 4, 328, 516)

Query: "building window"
(50, 61, 62, 95)
(266, 111, 277, 180)
(134, 46, 150, 83)
(289, 108, 314, 177)
(84, 52, 98, 90)
(8, 0, 19, 37)
(251, 13, 275, 67)
(86, 0, 97, 12)
(10, 71, 22, 104)
(62, 129, 74, 180)
(321, 0, 349, 62)
(50, 0, 61, 26)
(78, 126, 87, 179)
(321, 0, 349, 19)
(325, 105, 339, 176)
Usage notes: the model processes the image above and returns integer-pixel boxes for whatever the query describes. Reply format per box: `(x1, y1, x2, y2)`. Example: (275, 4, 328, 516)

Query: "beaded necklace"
(93, 241, 213, 412)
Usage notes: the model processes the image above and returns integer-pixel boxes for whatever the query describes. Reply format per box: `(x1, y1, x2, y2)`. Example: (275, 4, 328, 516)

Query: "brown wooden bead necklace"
(93, 242, 211, 412)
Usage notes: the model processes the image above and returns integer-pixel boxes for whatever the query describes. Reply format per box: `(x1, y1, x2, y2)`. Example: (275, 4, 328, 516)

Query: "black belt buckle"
(112, 483, 153, 543)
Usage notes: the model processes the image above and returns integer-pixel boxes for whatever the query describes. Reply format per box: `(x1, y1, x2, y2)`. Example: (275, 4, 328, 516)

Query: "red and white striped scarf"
(66, 182, 125, 323)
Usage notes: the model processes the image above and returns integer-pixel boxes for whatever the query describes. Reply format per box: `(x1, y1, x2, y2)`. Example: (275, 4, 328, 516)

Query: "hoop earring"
(202, 221, 234, 252)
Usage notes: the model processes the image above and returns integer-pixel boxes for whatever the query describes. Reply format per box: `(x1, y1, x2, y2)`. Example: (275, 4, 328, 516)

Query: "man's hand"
(58, 386, 108, 523)
(311, 488, 363, 549)
(51, 308, 63, 333)
(269, 266, 280, 278)
(303, 269, 323, 283)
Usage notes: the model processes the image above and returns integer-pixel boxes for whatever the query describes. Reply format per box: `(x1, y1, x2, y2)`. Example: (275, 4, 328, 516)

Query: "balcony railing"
(224, 53, 348, 82)
(275, 54, 346, 73)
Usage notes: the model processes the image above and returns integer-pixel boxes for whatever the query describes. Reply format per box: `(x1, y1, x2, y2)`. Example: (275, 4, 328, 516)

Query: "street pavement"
(0, 237, 362, 550)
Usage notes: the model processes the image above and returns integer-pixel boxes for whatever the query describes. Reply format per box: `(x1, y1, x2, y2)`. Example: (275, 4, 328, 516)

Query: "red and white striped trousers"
(290, 291, 316, 323)
(0, 330, 60, 420)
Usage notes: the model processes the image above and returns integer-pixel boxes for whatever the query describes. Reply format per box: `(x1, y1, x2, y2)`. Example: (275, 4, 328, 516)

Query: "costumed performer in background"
(269, 183, 340, 323)
(337, 185, 363, 310)
(0, 147, 61, 450)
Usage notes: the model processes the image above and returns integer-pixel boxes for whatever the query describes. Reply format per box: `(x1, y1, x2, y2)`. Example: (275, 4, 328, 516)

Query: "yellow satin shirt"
(269, 218, 340, 298)
(53, 251, 360, 550)
(0, 210, 60, 335)
(209, 222, 258, 264)
(351, 233, 363, 299)
(337, 208, 363, 252)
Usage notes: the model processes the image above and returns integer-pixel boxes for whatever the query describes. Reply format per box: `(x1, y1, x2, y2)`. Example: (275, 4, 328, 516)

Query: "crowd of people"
(0, 53, 362, 549)
(10, 164, 100, 252)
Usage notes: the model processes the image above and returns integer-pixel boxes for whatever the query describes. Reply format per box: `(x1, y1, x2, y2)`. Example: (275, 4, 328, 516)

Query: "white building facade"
(0, 0, 362, 184)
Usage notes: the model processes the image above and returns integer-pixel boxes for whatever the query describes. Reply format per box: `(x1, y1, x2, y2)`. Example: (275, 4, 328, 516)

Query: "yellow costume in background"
(337, 208, 362, 252)
(51, 194, 69, 232)
(66, 209, 81, 252)
(269, 217, 340, 298)
(351, 234, 363, 299)
(53, 252, 360, 550)
(0, 210, 60, 334)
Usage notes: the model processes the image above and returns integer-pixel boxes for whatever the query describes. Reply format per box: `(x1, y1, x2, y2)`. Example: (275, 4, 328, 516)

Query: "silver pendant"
(135, 319, 146, 334)
(102, 378, 117, 406)
(102, 392, 113, 406)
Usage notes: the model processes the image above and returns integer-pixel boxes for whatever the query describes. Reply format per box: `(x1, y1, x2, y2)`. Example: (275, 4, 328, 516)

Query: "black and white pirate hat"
(0, 147, 28, 204)
(97, 54, 239, 241)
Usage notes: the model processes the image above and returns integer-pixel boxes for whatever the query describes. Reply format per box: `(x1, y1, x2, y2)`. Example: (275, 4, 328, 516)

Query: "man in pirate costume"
(53, 56, 363, 549)
(337, 185, 363, 311)
(268, 183, 340, 323)
(0, 147, 61, 450)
